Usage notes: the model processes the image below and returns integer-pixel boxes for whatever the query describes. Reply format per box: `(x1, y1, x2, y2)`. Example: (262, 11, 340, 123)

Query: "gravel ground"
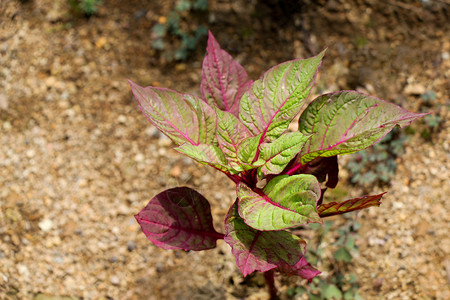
(0, 0, 449, 299)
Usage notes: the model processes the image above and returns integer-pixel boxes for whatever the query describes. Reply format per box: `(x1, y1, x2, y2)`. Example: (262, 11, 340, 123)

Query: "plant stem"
(263, 270, 278, 300)
(285, 161, 303, 175)
(224, 172, 241, 184)
(211, 232, 225, 239)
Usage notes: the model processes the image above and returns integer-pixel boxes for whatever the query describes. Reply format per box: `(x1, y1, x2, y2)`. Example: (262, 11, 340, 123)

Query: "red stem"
(285, 161, 303, 175)
(263, 270, 278, 300)
(212, 231, 225, 239)
(224, 172, 241, 184)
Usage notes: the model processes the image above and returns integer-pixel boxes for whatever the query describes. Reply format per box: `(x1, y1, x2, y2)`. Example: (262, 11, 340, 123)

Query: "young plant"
(67, 0, 102, 17)
(290, 220, 363, 299)
(128, 32, 426, 298)
(151, 0, 208, 61)
(346, 128, 409, 187)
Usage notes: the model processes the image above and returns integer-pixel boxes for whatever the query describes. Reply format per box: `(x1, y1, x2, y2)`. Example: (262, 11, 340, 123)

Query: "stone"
(38, 218, 54, 232)
(127, 241, 137, 252)
(110, 275, 120, 286)
(95, 37, 108, 49)
(169, 165, 181, 178)
(117, 115, 127, 124)
(404, 83, 426, 95)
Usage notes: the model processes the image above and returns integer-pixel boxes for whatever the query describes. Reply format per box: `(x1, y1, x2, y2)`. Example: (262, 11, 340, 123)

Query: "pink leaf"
(277, 256, 321, 280)
(215, 108, 252, 170)
(318, 193, 385, 218)
(224, 201, 307, 276)
(135, 187, 223, 251)
(201, 31, 252, 117)
(298, 91, 428, 164)
(239, 50, 326, 143)
(129, 80, 217, 146)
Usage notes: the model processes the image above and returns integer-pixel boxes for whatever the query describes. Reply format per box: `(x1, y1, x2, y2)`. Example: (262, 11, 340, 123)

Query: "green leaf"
(298, 91, 428, 164)
(129, 80, 217, 146)
(184, 94, 218, 145)
(344, 288, 355, 300)
(239, 50, 326, 142)
(354, 291, 363, 300)
(195, 25, 208, 38)
(236, 134, 264, 167)
(167, 11, 180, 28)
(309, 293, 322, 300)
(215, 108, 252, 167)
(152, 24, 167, 37)
(174, 143, 233, 173)
(292, 286, 307, 296)
(174, 48, 189, 61)
(224, 201, 307, 277)
(349, 273, 359, 284)
(324, 220, 334, 234)
(193, 0, 208, 10)
(345, 235, 357, 252)
(258, 132, 310, 175)
(323, 284, 343, 299)
(176, 0, 191, 12)
(181, 34, 197, 50)
(237, 174, 322, 231)
(334, 247, 352, 262)
(151, 38, 165, 50)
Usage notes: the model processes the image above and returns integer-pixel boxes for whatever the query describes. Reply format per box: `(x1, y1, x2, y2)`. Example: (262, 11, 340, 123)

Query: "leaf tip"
(127, 79, 142, 89)
(133, 213, 141, 223)
(128, 79, 145, 97)
(206, 30, 220, 51)
(207, 30, 214, 40)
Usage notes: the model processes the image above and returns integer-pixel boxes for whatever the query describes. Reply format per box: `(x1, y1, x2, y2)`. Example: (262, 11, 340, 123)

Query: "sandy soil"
(0, 0, 449, 299)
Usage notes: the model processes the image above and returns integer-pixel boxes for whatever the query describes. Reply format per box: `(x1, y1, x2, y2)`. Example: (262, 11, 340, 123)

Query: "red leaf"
(318, 193, 385, 218)
(201, 31, 252, 116)
(135, 187, 223, 251)
(305, 156, 339, 189)
(277, 256, 321, 280)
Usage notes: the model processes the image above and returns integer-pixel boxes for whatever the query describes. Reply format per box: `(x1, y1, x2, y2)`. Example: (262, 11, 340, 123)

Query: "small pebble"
(155, 262, 165, 273)
(127, 241, 137, 252)
(38, 218, 53, 232)
(17, 264, 29, 277)
(3, 121, 11, 131)
(134, 153, 145, 162)
(404, 83, 426, 95)
(110, 275, 120, 286)
(180, 172, 191, 182)
(95, 37, 108, 49)
(118, 115, 127, 124)
(169, 165, 182, 178)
